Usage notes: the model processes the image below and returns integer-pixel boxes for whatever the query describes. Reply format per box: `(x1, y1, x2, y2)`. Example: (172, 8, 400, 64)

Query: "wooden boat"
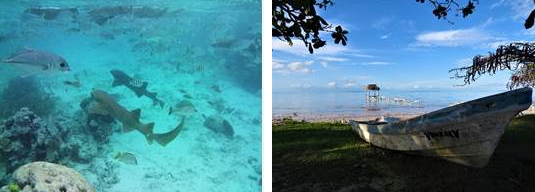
(349, 87, 533, 168)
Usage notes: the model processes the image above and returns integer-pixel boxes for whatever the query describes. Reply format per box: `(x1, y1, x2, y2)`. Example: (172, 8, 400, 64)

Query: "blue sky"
(272, 0, 535, 91)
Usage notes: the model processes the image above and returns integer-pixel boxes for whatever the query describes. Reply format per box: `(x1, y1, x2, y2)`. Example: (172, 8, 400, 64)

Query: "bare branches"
(450, 43, 535, 89)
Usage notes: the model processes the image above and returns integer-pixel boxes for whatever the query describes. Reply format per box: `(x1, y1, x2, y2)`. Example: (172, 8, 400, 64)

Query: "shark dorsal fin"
(140, 82, 148, 91)
(129, 108, 141, 120)
(131, 83, 147, 97)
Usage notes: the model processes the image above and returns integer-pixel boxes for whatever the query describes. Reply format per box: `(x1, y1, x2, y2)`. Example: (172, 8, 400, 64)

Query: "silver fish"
(2, 49, 70, 75)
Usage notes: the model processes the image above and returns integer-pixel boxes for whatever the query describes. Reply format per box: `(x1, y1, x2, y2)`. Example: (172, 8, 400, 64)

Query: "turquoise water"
(273, 88, 533, 117)
(0, 1, 261, 191)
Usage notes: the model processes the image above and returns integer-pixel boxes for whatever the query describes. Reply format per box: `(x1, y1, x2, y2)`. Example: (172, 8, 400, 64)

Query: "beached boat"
(349, 87, 533, 168)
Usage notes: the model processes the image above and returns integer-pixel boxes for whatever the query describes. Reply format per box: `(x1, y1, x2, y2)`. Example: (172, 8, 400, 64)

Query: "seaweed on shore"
(0, 76, 57, 118)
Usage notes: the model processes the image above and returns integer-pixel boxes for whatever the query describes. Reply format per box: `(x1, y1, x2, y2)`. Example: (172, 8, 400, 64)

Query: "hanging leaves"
(525, 9, 535, 29)
(461, 1, 475, 18)
(432, 5, 448, 19)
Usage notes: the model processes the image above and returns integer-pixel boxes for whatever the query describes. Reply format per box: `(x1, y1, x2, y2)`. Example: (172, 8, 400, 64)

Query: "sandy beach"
(273, 104, 535, 124)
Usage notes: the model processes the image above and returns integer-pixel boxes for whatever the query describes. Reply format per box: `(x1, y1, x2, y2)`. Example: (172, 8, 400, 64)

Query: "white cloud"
(341, 79, 358, 88)
(400, 20, 416, 33)
(288, 61, 314, 73)
(272, 38, 375, 59)
(380, 33, 391, 39)
(320, 61, 328, 68)
(455, 58, 473, 67)
(359, 61, 393, 65)
(483, 40, 528, 49)
(373, 17, 393, 30)
(489, 0, 506, 9)
(328, 18, 356, 32)
(523, 28, 535, 36)
(350, 53, 376, 58)
(413, 28, 495, 47)
(500, 0, 533, 21)
(272, 61, 285, 70)
(343, 82, 357, 88)
(318, 56, 348, 62)
(327, 81, 336, 88)
(290, 83, 311, 88)
(272, 38, 351, 56)
(273, 59, 315, 74)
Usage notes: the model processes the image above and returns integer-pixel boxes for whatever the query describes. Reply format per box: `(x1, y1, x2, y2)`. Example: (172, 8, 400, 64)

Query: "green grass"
(273, 116, 535, 192)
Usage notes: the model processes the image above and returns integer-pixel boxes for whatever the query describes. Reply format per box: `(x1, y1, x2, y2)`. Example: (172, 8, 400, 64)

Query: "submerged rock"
(203, 114, 234, 138)
(11, 161, 95, 192)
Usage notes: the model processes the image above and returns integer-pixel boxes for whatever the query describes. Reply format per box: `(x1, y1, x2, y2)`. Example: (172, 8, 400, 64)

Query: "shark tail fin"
(153, 116, 185, 147)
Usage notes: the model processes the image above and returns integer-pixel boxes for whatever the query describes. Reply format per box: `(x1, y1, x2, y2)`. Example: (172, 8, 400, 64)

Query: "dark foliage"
(417, 0, 478, 22)
(449, 43, 535, 89)
(525, 9, 535, 29)
(0, 76, 57, 118)
(272, 0, 348, 54)
(272, 0, 476, 54)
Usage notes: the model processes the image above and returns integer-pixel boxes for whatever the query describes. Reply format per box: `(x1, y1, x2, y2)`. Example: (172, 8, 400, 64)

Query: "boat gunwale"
(351, 87, 533, 135)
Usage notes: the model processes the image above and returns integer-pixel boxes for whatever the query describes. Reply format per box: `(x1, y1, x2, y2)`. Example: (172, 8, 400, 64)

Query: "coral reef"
(0, 76, 57, 118)
(4, 161, 95, 192)
(79, 97, 116, 143)
(0, 108, 102, 185)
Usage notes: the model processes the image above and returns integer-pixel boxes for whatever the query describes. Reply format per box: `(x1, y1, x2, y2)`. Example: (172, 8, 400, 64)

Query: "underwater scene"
(0, 0, 261, 191)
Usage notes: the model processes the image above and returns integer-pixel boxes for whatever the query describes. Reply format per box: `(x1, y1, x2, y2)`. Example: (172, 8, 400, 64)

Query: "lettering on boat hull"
(423, 129, 460, 140)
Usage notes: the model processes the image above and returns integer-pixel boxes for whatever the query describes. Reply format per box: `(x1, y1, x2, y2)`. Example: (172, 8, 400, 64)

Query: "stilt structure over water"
(365, 84, 380, 111)
(366, 84, 380, 100)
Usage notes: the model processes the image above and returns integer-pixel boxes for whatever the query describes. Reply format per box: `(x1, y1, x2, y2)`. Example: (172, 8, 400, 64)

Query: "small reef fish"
(88, 89, 184, 146)
(110, 69, 165, 108)
(2, 48, 70, 76)
(114, 152, 137, 165)
(169, 99, 197, 116)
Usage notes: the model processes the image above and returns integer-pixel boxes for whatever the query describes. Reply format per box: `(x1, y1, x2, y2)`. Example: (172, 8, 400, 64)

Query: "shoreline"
(273, 104, 535, 124)
(272, 112, 424, 124)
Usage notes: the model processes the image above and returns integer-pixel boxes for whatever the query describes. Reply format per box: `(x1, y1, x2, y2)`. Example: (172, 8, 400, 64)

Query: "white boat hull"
(350, 87, 533, 167)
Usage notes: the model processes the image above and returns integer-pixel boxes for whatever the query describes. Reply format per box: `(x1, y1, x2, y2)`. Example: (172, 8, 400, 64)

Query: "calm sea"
(273, 88, 534, 117)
